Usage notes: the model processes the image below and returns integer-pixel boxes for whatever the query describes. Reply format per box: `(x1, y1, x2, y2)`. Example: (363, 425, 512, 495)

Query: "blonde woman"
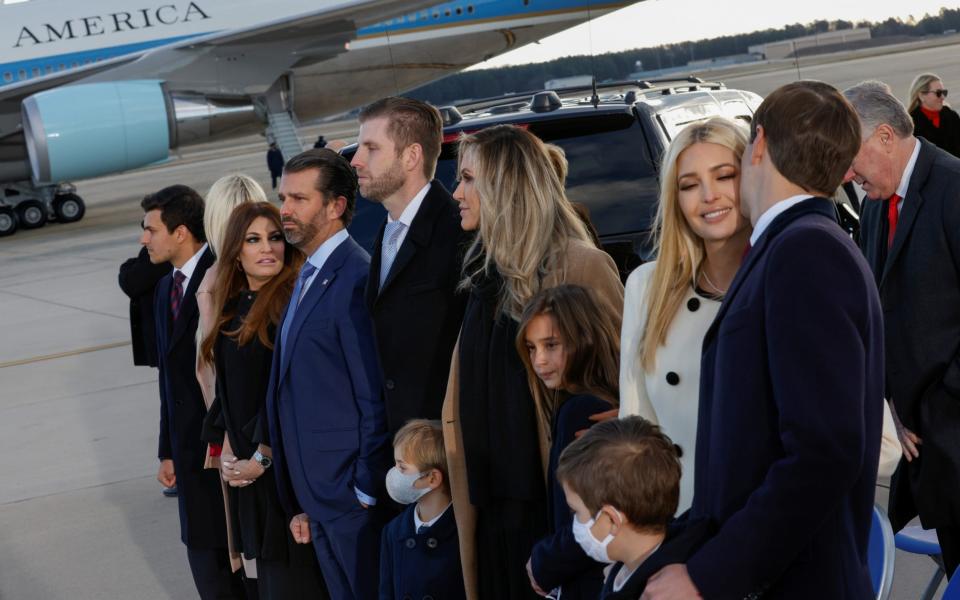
(445, 124, 623, 600)
(908, 73, 960, 157)
(619, 117, 902, 515)
(193, 173, 266, 580)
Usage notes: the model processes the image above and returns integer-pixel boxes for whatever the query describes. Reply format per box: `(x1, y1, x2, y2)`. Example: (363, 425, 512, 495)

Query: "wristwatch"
(253, 450, 272, 469)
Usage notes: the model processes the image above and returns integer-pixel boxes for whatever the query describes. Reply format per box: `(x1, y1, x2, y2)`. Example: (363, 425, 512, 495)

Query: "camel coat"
(442, 240, 624, 600)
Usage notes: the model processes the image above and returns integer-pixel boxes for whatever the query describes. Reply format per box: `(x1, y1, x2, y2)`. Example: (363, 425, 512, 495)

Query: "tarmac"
(2, 40, 958, 599)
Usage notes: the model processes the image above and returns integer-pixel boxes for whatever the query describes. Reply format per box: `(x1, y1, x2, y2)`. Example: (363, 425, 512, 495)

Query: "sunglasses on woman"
(923, 89, 949, 98)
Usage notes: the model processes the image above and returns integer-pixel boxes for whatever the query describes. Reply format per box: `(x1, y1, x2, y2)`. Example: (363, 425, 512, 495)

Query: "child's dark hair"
(557, 416, 681, 533)
(516, 284, 621, 409)
(394, 419, 449, 492)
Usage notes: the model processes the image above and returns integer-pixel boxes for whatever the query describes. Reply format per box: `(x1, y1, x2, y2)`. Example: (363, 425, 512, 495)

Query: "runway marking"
(0, 288, 127, 321)
(0, 341, 130, 369)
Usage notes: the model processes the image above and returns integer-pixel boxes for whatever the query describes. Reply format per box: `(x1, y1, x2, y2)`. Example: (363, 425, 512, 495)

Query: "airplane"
(0, 0, 637, 237)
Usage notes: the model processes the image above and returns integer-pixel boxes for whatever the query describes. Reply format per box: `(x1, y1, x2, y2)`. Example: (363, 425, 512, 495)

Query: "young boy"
(556, 416, 713, 599)
(379, 419, 465, 600)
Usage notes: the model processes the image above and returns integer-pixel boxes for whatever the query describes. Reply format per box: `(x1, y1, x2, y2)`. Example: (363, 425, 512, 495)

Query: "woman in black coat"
(908, 73, 960, 158)
(200, 202, 327, 599)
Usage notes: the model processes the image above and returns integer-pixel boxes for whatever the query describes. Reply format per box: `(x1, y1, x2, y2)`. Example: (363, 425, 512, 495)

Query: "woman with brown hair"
(517, 284, 621, 600)
(446, 124, 623, 599)
(200, 202, 327, 599)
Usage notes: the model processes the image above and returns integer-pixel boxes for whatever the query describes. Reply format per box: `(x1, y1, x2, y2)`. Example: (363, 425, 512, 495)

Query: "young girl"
(517, 284, 622, 600)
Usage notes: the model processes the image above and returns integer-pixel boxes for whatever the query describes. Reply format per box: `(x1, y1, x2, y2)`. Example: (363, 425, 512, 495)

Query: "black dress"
(458, 268, 547, 600)
(911, 105, 960, 158)
(208, 292, 328, 600)
(530, 393, 609, 599)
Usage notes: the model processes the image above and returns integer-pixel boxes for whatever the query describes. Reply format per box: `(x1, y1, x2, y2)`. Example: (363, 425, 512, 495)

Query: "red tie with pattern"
(170, 271, 186, 320)
(887, 194, 901, 249)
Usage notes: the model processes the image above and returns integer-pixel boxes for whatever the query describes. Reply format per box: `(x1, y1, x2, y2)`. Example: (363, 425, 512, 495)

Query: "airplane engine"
(21, 81, 257, 184)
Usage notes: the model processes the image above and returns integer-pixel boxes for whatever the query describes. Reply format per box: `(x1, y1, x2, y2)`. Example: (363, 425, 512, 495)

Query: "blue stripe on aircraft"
(0, 33, 208, 85)
(0, 0, 608, 88)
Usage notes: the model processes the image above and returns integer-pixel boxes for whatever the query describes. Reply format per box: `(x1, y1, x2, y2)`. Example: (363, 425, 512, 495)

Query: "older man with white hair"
(844, 80, 960, 577)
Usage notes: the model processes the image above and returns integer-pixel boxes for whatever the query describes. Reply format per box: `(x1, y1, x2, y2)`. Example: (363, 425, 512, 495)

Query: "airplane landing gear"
(0, 182, 85, 238)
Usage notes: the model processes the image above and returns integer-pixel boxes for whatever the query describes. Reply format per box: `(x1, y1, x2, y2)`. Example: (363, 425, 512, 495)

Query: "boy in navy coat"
(556, 416, 712, 599)
(380, 420, 465, 600)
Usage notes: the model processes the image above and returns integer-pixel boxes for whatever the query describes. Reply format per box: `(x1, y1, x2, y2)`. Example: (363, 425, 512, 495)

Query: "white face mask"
(572, 509, 620, 564)
(385, 466, 431, 505)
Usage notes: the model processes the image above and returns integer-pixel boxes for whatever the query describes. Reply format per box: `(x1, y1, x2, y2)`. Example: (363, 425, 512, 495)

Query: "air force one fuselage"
(0, 0, 637, 237)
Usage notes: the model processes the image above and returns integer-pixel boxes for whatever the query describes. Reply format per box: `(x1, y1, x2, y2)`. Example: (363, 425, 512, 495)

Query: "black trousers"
(476, 499, 546, 600)
(186, 547, 247, 600)
(938, 526, 960, 578)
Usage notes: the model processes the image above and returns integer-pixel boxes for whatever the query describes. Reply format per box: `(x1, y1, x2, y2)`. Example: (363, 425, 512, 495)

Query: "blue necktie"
(280, 262, 317, 361)
(380, 221, 406, 287)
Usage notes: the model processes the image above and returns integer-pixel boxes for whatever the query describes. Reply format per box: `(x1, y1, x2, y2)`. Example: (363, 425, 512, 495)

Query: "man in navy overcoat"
(266, 149, 391, 600)
(644, 81, 885, 599)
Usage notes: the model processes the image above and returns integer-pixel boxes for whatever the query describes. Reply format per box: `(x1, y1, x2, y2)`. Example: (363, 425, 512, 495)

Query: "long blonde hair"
(908, 73, 943, 113)
(458, 125, 590, 320)
(203, 173, 267, 257)
(640, 117, 747, 371)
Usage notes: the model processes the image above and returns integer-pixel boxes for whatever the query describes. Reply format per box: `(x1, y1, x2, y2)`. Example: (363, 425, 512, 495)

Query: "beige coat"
(442, 240, 624, 600)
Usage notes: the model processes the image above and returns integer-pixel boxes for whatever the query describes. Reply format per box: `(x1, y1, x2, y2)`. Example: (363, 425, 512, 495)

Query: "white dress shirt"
(301, 229, 349, 298)
(750, 195, 813, 246)
(893, 138, 921, 214)
(387, 182, 431, 249)
(413, 501, 451, 531)
(174, 243, 208, 290)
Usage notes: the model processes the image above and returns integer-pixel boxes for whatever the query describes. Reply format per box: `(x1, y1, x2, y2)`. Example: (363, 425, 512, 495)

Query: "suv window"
(347, 112, 659, 258)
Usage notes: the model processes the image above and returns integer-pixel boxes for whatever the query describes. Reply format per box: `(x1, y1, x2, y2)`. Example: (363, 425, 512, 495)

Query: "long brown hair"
(457, 125, 591, 320)
(200, 202, 303, 363)
(516, 285, 620, 422)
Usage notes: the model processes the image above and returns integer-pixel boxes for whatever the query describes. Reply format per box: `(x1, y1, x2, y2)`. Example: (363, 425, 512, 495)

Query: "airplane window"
(45, 65, 53, 74)
(3, 72, 11, 83)
(19, 69, 27, 80)
(467, 5, 474, 14)
(445, 9, 451, 16)
(32, 67, 40, 76)
(433, 11, 439, 18)
(71, 62, 78, 68)
(456, 7, 463, 15)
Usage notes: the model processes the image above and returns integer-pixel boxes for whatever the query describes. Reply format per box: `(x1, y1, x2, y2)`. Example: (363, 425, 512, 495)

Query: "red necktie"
(887, 194, 901, 249)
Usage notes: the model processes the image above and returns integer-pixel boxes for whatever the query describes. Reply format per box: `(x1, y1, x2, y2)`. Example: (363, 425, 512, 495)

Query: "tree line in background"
(405, 7, 960, 105)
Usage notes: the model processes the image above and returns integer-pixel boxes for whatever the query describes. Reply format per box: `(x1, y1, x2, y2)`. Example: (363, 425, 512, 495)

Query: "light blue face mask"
(385, 466, 430, 505)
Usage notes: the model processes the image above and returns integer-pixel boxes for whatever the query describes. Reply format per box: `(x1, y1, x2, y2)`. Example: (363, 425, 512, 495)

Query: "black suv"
(343, 78, 763, 279)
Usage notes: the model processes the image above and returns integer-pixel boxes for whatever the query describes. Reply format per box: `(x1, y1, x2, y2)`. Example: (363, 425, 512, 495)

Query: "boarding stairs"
(266, 109, 304, 163)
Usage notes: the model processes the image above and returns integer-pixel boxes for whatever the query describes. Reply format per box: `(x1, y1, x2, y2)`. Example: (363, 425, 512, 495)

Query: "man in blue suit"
(266, 148, 392, 599)
(644, 81, 885, 599)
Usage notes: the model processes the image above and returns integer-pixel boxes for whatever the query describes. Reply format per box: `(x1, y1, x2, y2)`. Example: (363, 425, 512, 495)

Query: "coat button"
(666, 372, 680, 386)
(687, 297, 700, 311)
(426, 538, 438, 549)
(385, 379, 396, 390)
(405, 538, 416, 549)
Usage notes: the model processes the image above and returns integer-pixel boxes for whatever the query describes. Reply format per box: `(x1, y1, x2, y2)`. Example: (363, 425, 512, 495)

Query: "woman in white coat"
(619, 117, 901, 514)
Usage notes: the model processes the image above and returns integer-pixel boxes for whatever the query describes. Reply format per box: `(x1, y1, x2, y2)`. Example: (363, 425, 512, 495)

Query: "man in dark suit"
(142, 185, 244, 599)
(351, 97, 467, 435)
(645, 81, 884, 599)
(267, 149, 391, 599)
(844, 80, 960, 577)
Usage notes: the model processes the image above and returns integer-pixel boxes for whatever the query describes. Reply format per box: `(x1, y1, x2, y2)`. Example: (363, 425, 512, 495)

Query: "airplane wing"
(0, 0, 438, 104)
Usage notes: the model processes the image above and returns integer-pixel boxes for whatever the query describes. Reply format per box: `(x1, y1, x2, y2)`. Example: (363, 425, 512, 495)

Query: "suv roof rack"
(452, 77, 725, 114)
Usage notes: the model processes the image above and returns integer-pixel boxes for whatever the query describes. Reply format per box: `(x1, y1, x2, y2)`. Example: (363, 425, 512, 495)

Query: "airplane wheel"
(16, 199, 47, 229)
(53, 193, 85, 223)
(0, 207, 18, 237)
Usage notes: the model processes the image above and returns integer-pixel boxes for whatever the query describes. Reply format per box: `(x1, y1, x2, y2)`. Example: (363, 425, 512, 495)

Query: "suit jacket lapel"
(365, 218, 387, 310)
(880, 140, 934, 287)
(704, 198, 837, 346)
(168, 248, 214, 349)
(377, 181, 445, 299)
(279, 238, 353, 378)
